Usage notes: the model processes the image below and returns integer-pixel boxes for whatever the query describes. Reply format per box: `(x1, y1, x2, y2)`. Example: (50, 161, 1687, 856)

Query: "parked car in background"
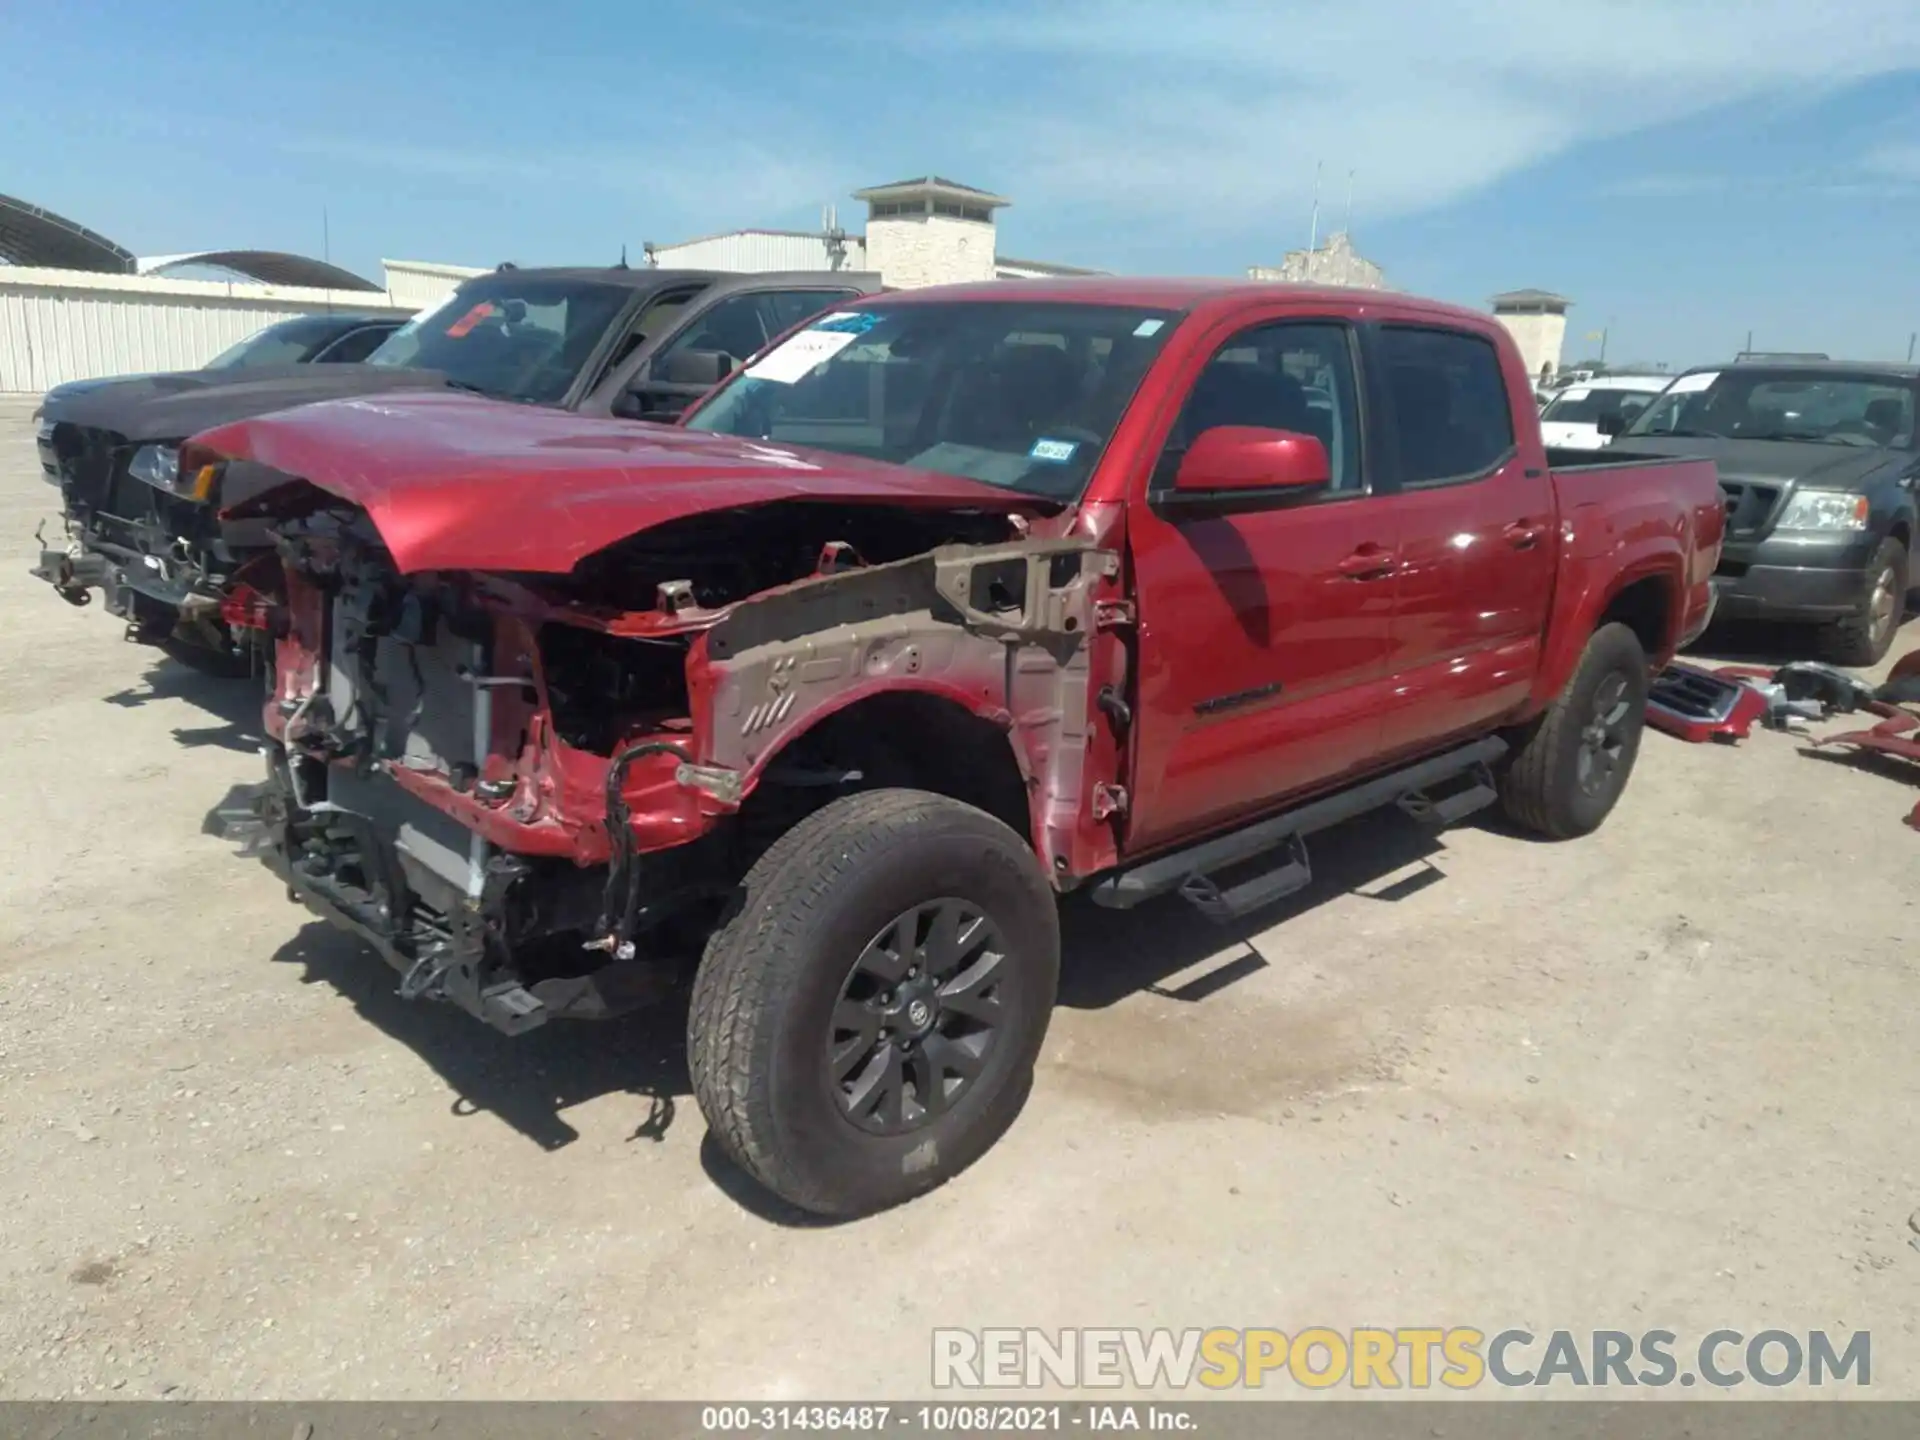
(1538, 374, 1671, 451)
(1615, 360, 1919, 664)
(202, 311, 409, 369)
(31, 266, 882, 669)
(194, 277, 1721, 1216)
(26, 312, 406, 414)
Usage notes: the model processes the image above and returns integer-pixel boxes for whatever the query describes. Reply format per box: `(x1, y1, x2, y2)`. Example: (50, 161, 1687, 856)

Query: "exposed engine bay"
(243, 493, 1112, 1034)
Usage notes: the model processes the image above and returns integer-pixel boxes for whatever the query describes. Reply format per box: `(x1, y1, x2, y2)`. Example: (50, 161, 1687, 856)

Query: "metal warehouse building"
(0, 192, 421, 393)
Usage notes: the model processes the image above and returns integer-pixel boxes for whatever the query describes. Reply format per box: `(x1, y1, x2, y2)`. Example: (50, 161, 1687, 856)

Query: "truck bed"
(1543, 446, 1713, 474)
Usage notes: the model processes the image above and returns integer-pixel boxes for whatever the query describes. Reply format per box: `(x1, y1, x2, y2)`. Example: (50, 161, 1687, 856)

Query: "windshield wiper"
(442, 378, 509, 401)
(1743, 430, 1877, 447)
(1640, 427, 1725, 439)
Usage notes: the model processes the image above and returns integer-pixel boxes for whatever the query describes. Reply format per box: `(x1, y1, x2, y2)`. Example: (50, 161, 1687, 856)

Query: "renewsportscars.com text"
(931, 1327, 1871, 1391)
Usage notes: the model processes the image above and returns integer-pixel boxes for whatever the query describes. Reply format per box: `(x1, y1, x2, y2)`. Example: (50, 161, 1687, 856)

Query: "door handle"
(1336, 546, 1398, 580)
(1503, 520, 1549, 550)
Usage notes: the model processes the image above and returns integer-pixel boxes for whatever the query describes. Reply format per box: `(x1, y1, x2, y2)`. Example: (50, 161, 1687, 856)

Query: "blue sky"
(6, 0, 1920, 368)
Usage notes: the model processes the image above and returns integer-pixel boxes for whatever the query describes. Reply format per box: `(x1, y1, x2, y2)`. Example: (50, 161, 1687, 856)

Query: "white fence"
(0, 266, 415, 394)
(381, 257, 487, 311)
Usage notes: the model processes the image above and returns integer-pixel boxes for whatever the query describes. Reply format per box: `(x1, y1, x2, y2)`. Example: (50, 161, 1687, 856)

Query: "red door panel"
(1367, 326, 1556, 759)
(1127, 501, 1397, 849)
(1377, 459, 1555, 753)
(1121, 316, 1397, 854)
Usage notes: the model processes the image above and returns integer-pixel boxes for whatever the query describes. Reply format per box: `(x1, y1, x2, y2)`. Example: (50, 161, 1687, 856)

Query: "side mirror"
(657, 348, 735, 387)
(1167, 425, 1331, 506)
(1596, 412, 1627, 439)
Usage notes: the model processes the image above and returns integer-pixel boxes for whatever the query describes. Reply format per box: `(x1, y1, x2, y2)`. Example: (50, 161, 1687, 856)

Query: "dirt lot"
(2, 393, 1917, 1401)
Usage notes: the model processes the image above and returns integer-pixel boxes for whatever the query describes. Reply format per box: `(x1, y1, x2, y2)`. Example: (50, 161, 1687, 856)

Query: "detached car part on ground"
(1610, 360, 1920, 666)
(196, 280, 1722, 1218)
(1649, 649, 1920, 827)
(30, 266, 881, 670)
(1812, 647, 1920, 829)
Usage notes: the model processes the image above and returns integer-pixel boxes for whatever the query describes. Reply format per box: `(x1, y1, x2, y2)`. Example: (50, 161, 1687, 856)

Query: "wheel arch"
(1531, 557, 1679, 710)
(730, 683, 1039, 861)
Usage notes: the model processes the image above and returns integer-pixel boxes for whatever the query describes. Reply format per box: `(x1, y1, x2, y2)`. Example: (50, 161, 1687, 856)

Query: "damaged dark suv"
(31, 265, 879, 668)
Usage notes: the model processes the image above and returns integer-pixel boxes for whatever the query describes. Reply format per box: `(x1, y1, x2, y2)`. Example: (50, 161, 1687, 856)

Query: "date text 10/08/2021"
(702, 1406, 1194, 1432)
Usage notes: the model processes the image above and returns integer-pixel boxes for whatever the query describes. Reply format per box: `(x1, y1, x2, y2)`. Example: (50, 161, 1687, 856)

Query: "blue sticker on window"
(1030, 438, 1078, 463)
(812, 311, 881, 334)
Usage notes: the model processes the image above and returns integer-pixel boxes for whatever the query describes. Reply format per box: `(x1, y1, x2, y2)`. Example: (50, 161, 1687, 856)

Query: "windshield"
(1541, 385, 1660, 427)
(365, 276, 635, 405)
(204, 316, 344, 370)
(1626, 370, 1918, 448)
(682, 301, 1182, 501)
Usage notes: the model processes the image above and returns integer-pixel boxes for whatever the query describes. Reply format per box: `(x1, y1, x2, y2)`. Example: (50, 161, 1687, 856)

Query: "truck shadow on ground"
(267, 918, 690, 1154)
(256, 803, 1453, 1225)
(1053, 807, 1449, 1009)
(104, 653, 263, 753)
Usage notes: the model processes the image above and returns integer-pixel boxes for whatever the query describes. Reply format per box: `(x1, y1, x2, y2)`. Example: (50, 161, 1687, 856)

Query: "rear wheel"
(688, 789, 1059, 1218)
(1820, 537, 1906, 668)
(1500, 622, 1649, 839)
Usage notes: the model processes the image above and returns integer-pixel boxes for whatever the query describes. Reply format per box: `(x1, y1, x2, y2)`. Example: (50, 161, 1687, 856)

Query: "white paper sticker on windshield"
(1134, 318, 1165, 337)
(1668, 370, 1719, 394)
(744, 329, 859, 385)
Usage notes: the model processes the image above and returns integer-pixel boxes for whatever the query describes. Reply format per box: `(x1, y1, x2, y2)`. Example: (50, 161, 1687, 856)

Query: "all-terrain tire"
(688, 789, 1060, 1218)
(1819, 536, 1907, 668)
(1499, 622, 1649, 840)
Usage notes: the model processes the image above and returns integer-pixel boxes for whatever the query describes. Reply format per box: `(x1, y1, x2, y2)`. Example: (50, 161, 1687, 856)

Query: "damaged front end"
(33, 433, 269, 666)
(241, 491, 1115, 1035)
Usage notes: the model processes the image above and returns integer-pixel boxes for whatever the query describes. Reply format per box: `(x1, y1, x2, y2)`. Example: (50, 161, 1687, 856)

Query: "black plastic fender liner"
(1088, 736, 1510, 911)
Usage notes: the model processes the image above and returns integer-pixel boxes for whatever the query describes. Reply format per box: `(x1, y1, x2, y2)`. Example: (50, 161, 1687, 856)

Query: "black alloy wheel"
(1574, 671, 1633, 799)
(829, 899, 1007, 1136)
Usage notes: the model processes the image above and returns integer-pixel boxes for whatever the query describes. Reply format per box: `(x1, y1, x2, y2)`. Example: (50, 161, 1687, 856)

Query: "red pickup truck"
(195, 279, 1722, 1217)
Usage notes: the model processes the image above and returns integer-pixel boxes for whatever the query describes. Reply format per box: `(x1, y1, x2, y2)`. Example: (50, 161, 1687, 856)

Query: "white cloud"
(274, 4, 1920, 264)
(842, 0, 1920, 245)
(1600, 167, 1919, 200)
(282, 134, 843, 225)
(281, 125, 846, 233)
(1863, 143, 1920, 180)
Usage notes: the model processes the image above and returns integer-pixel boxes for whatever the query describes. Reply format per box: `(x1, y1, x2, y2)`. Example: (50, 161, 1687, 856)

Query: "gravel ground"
(2, 393, 1917, 1401)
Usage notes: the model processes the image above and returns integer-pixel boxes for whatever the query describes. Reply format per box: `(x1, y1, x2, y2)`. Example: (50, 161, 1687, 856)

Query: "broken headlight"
(1775, 490, 1869, 532)
(128, 444, 181, 490)
(128, 444, 219, 502)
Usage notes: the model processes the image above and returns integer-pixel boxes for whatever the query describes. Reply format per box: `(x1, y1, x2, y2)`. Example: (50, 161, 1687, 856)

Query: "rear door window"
(312, 325, 393, 364)
(1375, 326, 1516, 485)
(759, 289, 864, 336)
(654, 290, 866, 371)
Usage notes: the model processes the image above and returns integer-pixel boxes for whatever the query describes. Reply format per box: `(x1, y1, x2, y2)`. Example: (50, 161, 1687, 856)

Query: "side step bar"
(1089, 737, 1508, 922)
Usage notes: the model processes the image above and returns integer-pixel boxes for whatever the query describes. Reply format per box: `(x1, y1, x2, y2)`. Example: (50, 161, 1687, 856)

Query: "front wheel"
(688, 789, 1060, 1218)
(1499, 622, 1649, 839)
(1820, 537, 1907, 668)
